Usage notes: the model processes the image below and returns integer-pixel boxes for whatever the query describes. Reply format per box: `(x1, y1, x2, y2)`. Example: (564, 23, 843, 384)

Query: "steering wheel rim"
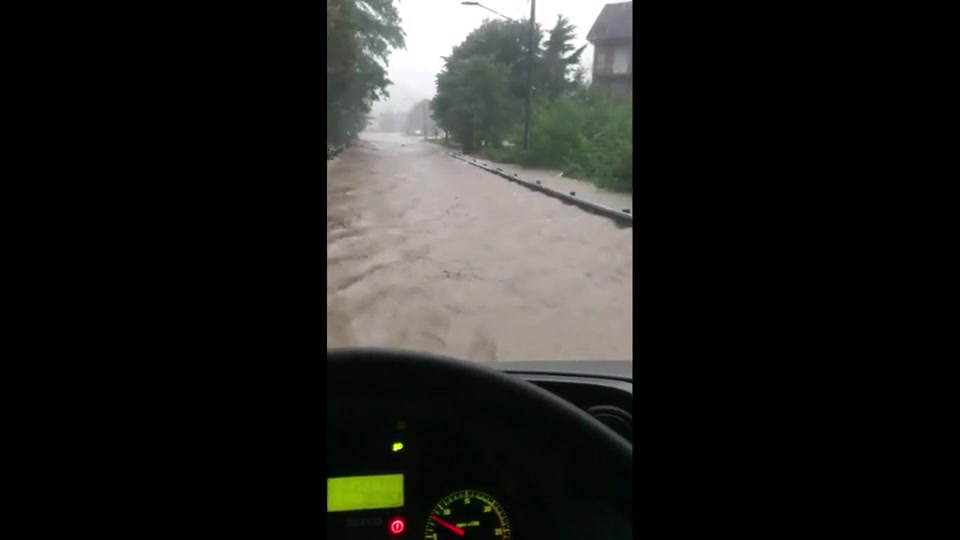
(327, 348, 633, 525)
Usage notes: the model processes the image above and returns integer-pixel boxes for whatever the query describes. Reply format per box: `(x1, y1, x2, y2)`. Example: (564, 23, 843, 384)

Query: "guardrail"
(446, 152, 633, 227)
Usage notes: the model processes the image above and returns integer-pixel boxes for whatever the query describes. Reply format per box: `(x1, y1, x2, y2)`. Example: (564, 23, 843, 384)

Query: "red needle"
(430, 515, 465, 536)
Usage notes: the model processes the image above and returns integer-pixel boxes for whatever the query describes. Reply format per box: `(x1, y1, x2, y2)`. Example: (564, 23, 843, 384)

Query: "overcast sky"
(372, 0, 615, 116)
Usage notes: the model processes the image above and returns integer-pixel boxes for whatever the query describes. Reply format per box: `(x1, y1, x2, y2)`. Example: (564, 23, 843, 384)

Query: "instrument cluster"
(327, 416, 542, 539)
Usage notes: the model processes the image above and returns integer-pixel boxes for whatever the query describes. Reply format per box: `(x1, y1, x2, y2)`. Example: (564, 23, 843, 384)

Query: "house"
(586, 2, 633, 98)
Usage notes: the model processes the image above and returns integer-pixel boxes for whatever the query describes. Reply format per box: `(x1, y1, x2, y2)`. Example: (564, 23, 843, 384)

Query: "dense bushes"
(489, 93, 633, 192)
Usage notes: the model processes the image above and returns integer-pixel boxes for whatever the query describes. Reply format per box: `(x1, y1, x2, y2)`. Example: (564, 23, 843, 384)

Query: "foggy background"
(371, 0, 612, 117)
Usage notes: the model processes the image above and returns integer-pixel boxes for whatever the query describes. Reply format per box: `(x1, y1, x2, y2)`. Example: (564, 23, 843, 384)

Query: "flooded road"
(327, 132, 632, 361)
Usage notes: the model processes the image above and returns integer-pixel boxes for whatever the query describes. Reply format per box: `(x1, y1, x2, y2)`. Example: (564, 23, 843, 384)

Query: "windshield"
(327, 0, 633, 362)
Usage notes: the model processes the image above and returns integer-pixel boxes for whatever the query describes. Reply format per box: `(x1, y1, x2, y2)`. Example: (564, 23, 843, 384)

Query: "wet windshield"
(327, 0, 633, 362)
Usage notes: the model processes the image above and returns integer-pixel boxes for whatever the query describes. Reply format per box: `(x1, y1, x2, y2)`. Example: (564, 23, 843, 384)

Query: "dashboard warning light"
(389, 517, 405, 534)
(392, 442, 404, 452)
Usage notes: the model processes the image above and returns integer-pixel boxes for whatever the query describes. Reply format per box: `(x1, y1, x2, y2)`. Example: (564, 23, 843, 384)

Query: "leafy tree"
(446, 19, 542, 104)
(432, 18, 542, 151)
(433, 56, 512, 153)
(326, 0, 405, 145)
(433, 15, 596, 149)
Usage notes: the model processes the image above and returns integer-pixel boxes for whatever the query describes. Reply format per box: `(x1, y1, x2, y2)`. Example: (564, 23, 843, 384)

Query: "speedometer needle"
(430, 515, 465, 536)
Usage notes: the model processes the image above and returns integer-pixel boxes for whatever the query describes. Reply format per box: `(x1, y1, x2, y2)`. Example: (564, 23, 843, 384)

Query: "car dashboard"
(326, 360, 632, 539)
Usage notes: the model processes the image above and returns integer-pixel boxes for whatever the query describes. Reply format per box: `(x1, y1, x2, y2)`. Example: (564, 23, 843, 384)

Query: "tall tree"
(433, 56, 512, 153)
(539, 15, 587, 101)
(432, 18, 544, 151)
(326, 0, 406, 145)
(447, 19, 542, 104)
(432, 14, 591, 151)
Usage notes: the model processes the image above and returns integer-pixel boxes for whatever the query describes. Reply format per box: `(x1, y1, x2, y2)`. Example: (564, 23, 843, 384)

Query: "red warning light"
(389, 517, 405, 534)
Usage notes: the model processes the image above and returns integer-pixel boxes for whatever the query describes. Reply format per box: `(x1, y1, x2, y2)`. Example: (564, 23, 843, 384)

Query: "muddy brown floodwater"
(327, 132, 633, 362)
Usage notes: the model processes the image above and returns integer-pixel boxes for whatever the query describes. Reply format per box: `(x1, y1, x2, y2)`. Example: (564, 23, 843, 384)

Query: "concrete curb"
(447, 152, 633, 227)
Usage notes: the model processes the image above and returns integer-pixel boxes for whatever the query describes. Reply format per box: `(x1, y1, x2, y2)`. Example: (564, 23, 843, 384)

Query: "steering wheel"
(327, 348, 633, 531)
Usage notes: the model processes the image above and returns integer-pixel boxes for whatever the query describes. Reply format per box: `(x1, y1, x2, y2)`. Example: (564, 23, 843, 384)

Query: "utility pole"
(423, 102, 427, 141)
(522, 0, 536, 150)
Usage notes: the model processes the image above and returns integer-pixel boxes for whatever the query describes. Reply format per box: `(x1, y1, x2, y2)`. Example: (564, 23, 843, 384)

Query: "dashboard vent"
(586, 405, 632, 442)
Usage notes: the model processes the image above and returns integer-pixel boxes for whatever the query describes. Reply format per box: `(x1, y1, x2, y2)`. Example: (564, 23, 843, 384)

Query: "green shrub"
(467, 93, 633, 192)
(520, 94, 632, 191)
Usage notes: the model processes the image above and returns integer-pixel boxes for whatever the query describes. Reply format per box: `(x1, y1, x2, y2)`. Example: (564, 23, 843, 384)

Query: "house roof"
(586, 2, 633, 43)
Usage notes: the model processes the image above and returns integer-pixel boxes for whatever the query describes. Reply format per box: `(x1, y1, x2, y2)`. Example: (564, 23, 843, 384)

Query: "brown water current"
(327, 133, 633, 362)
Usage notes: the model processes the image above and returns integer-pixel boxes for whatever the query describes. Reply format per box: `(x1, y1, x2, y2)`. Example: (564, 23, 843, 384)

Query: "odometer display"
(424, 489, 510, 539)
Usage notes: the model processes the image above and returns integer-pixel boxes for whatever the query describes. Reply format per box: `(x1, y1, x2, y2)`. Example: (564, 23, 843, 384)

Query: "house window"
(595, 49, 607, 68)
(612, 46, 629, 74)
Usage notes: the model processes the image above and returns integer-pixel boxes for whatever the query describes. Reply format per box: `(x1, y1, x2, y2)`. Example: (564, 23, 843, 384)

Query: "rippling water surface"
(327, 133, 633, 361)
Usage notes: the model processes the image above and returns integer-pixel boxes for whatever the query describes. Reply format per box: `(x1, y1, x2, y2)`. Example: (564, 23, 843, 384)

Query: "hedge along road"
(327, 132, 633, 362)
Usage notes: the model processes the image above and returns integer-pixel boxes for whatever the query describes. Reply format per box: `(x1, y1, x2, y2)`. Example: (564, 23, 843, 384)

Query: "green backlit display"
(327, 474, 404, 512)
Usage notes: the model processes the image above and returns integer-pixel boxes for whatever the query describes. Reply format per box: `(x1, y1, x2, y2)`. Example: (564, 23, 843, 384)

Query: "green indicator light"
(392, 442, 404, 452)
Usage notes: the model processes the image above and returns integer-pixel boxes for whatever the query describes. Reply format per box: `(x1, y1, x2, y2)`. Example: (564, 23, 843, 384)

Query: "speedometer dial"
(424, 489, 510, 539)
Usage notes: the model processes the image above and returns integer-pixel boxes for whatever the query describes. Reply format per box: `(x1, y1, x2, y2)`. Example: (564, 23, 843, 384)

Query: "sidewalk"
(471, 157, 633, 213)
